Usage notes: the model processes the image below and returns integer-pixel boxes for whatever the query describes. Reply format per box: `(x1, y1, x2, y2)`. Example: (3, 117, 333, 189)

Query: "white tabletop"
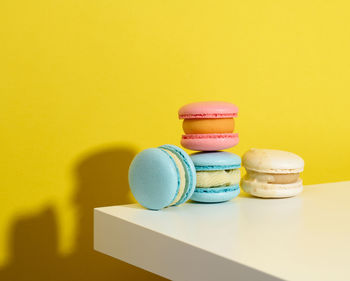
(94, 181, 350, 281)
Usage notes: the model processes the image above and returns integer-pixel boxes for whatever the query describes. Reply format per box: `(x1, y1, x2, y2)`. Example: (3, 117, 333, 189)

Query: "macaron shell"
(191, 185, 240, 203)
(128, 148, 179, 210)
(243, 148, 304, 174)
(159, 144, 197, 205)
(241, 178, 303, 198)
(190, 151, 241, 171)
(179, 101, 238, 119)
(181, 133, 239, 151)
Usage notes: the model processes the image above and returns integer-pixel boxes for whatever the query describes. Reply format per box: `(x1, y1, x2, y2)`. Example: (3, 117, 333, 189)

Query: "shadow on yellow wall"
(0, 147, 164, 281)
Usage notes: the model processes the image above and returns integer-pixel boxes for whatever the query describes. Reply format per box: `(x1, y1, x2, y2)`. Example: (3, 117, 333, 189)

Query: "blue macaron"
(190, 151, 241, 203)
(128, 144, 196, 210)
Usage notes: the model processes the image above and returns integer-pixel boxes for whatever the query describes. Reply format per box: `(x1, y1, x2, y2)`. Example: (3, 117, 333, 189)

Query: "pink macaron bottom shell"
(181, 133, 239, 151)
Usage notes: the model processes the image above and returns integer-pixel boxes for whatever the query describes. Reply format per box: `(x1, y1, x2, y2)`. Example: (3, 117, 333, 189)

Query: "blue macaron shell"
(190, 151, 241, 171)
(128, 148, 180, 210)
(191, 184, 240, 203)
(190, 151, 241, 203)
(159, 144, 197, 205)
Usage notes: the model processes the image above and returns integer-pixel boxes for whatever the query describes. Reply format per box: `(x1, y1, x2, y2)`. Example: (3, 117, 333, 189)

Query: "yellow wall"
(1, 0, 349, 279)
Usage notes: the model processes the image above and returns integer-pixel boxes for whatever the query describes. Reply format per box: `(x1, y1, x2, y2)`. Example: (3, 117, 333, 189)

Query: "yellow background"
(1, 0, 349, 280)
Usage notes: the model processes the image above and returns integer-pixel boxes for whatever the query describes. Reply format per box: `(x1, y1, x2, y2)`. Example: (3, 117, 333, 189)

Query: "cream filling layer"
(245, 170, 300, 184)
(196, 169, 240, 188)
(162, 149, 186, 205)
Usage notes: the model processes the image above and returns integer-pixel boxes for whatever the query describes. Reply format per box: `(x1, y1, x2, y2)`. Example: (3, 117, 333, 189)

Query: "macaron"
(190, 151, 241, 203)
(128, 144, 196, 210)
(241, 148, 304, 198)
(178, 101, 239, 151)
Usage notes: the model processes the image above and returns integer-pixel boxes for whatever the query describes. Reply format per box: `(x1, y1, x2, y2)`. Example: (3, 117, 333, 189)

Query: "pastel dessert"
(241, 148, 304, 198)
(178, 101, 239, 151)
(190, 151, 241, 203)
(128, 144, 196, 210)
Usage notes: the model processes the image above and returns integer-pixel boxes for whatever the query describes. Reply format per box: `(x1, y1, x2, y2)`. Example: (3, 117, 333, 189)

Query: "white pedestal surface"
(94, 181, 350, 281)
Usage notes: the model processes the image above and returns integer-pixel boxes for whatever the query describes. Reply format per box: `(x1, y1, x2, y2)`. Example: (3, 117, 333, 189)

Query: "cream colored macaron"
(241, 148, 304, 198)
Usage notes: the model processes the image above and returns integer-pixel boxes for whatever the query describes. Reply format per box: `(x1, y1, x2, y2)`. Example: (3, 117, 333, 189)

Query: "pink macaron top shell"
(178, 101, 238, 119)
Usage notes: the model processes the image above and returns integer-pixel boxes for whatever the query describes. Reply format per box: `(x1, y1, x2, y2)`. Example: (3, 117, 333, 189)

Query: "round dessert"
(241, 148, 304, 198)
(128, 144, 196, 210)
(190, 151, 241, 203)
(178, 101, 239, 151)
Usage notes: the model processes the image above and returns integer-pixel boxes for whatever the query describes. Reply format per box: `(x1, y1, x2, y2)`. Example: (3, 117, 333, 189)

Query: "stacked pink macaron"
(178, 101, 239, 151)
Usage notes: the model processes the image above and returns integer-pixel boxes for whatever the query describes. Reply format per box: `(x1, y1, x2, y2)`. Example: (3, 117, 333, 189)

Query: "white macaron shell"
(243, 148, 304, 174)
(241, 177, 303, 198)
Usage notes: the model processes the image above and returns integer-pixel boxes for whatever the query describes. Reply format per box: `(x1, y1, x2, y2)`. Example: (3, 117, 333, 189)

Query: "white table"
(94, 181, 350, 281)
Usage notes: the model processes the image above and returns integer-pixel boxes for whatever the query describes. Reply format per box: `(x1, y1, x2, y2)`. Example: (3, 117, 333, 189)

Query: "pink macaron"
(178, 101, 239, 151)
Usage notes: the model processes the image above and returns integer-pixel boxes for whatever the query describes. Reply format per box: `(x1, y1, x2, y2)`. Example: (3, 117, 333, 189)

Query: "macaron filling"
(160, 148, 187, 205)
(245, 170, 300, 184)
(196, 169, 240, 188)
(182, 118, 234, 134)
